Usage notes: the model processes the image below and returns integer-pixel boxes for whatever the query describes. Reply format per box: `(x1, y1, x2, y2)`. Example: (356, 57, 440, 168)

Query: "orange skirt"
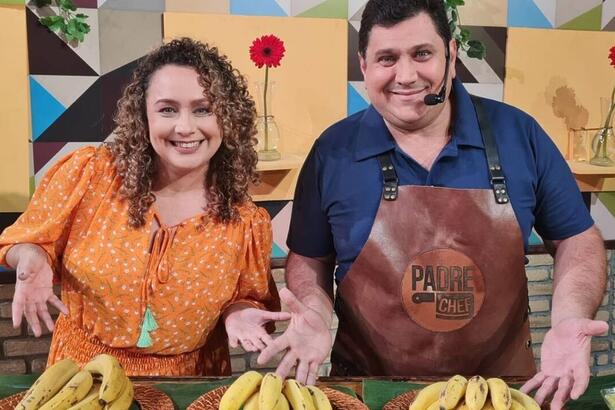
(47, 315, 232, 376)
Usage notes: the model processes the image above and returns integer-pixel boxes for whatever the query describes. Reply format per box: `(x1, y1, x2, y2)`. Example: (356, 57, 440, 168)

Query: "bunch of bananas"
(409, 375, 541, 410)
(219, 371, 333, 410)
(16, 354, 133, 410)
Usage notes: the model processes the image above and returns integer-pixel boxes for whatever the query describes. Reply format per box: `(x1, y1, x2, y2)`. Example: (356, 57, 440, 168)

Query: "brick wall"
(0, 252, 613, 376)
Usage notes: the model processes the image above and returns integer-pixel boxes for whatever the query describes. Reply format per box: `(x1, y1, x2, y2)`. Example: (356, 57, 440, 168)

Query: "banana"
(464, 375, 488, 410)
(39, 369, 94, 410)
(509, 388, 540, 410)
(486, 378, 512, 410)
(83, 354, 127, 404)
(426, 401, 440, 410)
(104, 376, 134, 410)
(409, 381, 446, 410)
(219, 371, 263, 410)
(67, 383, 103, 410)
(16, 358, 81, 410)
(275, 393, 290, 410)
(259, 372, 284, 410)
(241, 392, 259, 410)
(301, 385, 316, 410)
(510, 399, 525, 410)
(454, 402, 469, 410)
(283, 379, 310, 410)
(307, 385, 332, 410)
(483, 402, 496, 410)
(439, 375, 468, 409)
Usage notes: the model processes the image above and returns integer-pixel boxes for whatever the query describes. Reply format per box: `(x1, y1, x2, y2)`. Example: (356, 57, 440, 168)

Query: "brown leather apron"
(330, 97, 536, 377)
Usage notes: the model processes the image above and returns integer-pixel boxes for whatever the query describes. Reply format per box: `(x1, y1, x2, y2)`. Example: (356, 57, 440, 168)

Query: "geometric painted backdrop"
(2, 0, 615, 258)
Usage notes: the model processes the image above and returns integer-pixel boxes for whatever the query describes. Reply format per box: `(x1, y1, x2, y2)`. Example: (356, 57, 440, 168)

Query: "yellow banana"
(439, 375, 468, 409)
(83, 354, 127, 404)
(259, 372, 284, 410)
(16, 358, 81, 410)
(510, 399, 525, 410)
(426, 401, 440, 410)
(454, 402, 469, 410)
(486, 378, 512, 410)
(104, 376, 134, 410)
(219, 371, 263, 410)
(39, 369, 94, 410)
(483, 402, 495, 410)
(67, 383, 104, 410)
(283, 379, 310, 410)
(274, 393, 290, 410)
(509, 388, 540, 410)
(464, 375, 488, 410)
(409, 381, 446, 410)
(301, 385, 316, 410)
(241, 392, 259, 410)
(306, 385, 332, 410)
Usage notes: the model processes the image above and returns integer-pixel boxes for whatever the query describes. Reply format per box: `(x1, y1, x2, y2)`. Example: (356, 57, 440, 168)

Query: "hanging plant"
(444, 0, 486, 59)
(32, 0, 90, 43)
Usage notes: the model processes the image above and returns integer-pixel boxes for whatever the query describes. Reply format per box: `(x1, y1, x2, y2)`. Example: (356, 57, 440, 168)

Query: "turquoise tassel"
(136, 306, 158, 348)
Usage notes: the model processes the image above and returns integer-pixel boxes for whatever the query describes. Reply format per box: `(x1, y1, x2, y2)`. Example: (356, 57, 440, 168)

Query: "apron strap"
(377, 153, 399, 201)
(471, 95, 510, 205)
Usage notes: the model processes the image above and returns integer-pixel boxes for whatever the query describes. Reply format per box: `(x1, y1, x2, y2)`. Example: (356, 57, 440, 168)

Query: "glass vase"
(590, 127, 615, 166)
(255, 80, 281, 161)
(256, 115, 281, 161)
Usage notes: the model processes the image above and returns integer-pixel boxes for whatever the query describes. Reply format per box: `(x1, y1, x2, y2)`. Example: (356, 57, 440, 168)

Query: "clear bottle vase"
(256, 115, 281, 161)
(590, 127, 615, 166)
(255, 80, 281, 161)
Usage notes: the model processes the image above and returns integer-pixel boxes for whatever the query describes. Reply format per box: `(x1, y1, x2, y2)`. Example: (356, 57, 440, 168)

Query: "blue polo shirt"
(287, 79, 593, 282)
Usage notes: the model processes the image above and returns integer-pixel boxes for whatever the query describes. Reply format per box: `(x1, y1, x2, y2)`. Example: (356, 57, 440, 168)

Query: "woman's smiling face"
(145, 64, 222, 179)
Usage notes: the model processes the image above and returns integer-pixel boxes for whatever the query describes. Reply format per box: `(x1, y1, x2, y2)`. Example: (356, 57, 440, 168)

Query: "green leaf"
(460, 28, 470, 42)
(74, 13, 89, 21)
(40, 15, 65, 32)
(467, 40, 486, 59)
(58, 0, 77, 11)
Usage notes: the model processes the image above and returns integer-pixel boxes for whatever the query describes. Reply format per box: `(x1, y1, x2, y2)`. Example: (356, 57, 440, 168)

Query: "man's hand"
(257, 288, 332, 385)
(521, 318, 608, 409)
(11, 244, 67, 336)
(224, 307, 291, 352)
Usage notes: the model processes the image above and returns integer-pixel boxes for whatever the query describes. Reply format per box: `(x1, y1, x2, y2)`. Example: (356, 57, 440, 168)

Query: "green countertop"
(0, 374, 612, 409)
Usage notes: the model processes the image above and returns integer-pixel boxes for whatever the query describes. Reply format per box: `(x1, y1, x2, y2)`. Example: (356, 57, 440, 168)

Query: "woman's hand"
(224, 305, 291, 352)
(7, 244, 68, 336)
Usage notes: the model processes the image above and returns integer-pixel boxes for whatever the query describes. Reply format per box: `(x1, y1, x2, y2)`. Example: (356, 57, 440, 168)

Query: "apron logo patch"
(401, 248, 485, 332)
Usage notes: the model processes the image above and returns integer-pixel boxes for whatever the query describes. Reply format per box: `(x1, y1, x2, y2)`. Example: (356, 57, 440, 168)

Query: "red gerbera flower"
(609, 46, 615, 68)
(250, 34, 285, 68)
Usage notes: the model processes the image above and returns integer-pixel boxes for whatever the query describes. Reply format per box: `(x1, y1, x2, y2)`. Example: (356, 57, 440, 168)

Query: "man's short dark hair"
(358, 0, 452, 57)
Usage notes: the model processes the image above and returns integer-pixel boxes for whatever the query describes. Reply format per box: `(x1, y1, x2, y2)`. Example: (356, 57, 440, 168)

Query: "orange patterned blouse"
(0, 146, 280, 376)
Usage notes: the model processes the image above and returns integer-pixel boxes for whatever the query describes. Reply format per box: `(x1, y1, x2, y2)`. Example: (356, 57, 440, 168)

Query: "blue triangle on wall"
(30, 77, 66, 141)
(272, 242, 287, 258)
(528, 230, 543, 246)
(508, 0, 553, 28)
(230, 0, 287, 16)
(347, 83, 369, 116)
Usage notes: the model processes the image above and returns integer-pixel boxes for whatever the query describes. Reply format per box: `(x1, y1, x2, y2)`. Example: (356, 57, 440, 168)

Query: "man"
(257, 0, 607, 408)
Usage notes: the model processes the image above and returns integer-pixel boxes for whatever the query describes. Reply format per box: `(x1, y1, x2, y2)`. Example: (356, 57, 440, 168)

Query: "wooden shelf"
(567, 160, 615, 175)
(256, 153, 305, 172)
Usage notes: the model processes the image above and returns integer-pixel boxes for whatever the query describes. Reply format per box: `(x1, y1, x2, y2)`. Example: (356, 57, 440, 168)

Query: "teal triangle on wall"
(272, 242, 287, 258)
(29, 77, 65, 141)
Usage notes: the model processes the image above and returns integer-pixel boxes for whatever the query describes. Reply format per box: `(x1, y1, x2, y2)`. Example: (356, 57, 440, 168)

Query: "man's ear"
(359, 52, 367, 79)
(448, 38, 458, 79)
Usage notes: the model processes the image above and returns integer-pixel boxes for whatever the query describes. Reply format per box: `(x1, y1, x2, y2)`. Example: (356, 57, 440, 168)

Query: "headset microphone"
(424, 43, 451, 106)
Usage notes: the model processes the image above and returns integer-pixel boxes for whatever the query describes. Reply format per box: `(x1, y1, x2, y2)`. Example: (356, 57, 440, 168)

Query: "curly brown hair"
(108, 37, 259, 227)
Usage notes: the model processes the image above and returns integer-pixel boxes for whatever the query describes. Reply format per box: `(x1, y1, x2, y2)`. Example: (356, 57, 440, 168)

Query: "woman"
(0, 38, 289, 376)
